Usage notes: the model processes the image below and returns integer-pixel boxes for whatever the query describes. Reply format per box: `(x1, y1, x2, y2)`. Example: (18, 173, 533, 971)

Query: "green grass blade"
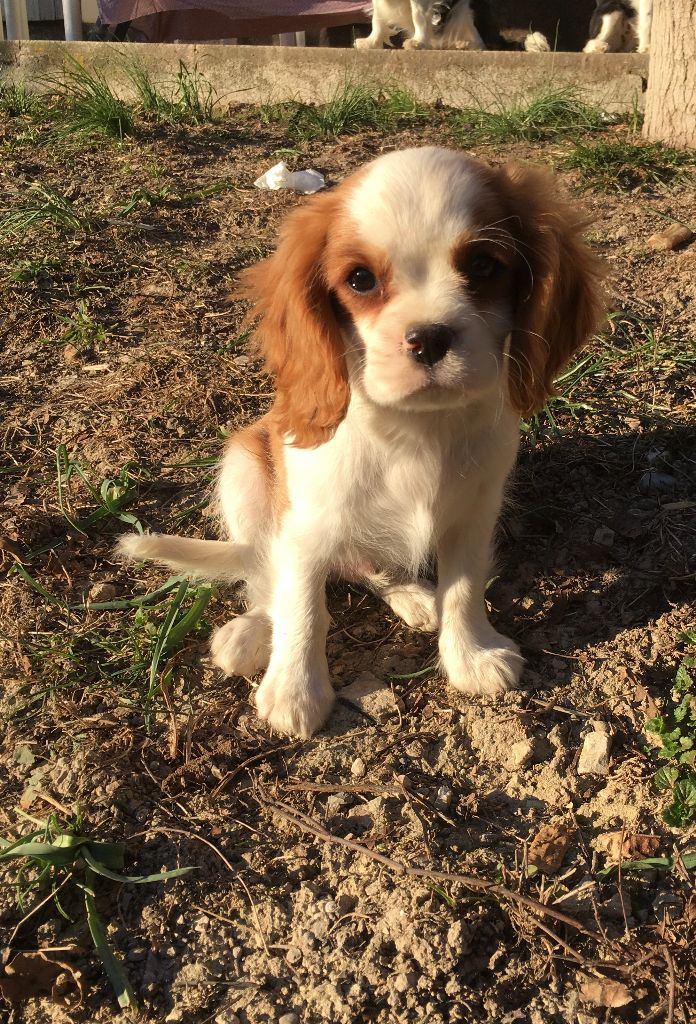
(84, 868, 138, 1010)
(82, 846, 197, 884)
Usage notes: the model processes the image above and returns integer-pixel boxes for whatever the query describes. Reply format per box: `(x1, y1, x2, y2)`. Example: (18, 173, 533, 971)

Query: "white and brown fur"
(583, 0, 652, 52)
(354, 0, 485, 49)
(119, 147, 605, 739)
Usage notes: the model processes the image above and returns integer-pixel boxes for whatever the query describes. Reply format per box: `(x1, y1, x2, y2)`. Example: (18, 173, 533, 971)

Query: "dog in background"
(583, 0, 652, 52)
(120, 147, 605, 739)
(354, 0, 485, 49)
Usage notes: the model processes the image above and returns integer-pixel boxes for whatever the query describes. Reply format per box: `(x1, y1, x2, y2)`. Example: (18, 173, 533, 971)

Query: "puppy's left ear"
(496, 163, 606, 416)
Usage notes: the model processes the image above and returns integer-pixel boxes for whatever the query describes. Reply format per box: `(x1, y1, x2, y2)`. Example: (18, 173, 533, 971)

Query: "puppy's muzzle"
(405, 323, 454, 366)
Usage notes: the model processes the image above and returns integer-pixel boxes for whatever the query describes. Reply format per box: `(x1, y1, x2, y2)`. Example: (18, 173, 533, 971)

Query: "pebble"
(505, 738, 535, 771)
(394, 972, 417, 993)
(434, 784, 453, 811)
(63, 343, 79, 363)
(647, 224, 694, 251)
(639, 470, 676, 495)
(593, 525, 615, 548)
(577, 731, 612, 775)
(278, 1014, 299, 1024)
(350, 757, 366, 778)
(286, 946, 302, 965)
(215, 1013, 240, 1024)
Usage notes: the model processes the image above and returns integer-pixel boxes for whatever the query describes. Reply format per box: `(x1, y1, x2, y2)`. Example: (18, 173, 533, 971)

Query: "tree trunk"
(643, 0, 696, 149)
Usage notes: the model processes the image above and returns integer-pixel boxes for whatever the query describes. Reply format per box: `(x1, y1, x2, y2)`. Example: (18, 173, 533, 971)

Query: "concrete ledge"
(0, 41, 649, 112)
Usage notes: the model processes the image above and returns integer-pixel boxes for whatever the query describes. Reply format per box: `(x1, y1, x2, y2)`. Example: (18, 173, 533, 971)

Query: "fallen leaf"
(578, 977, 632, 1008)
(597, 831, 661, 863)
(0, 950, 83, 1006)
(528, 821, 573, 874)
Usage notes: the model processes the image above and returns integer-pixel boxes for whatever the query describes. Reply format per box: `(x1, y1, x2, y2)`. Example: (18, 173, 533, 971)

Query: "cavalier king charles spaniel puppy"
(120, 146, 604, 738)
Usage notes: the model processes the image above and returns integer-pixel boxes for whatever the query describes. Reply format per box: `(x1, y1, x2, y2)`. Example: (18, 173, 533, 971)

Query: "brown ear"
(238, 190, 349, 448)
(496, 163, 606, 416)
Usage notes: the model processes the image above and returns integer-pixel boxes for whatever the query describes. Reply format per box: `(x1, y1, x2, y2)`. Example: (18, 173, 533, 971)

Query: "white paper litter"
(254, 161, 325, 194)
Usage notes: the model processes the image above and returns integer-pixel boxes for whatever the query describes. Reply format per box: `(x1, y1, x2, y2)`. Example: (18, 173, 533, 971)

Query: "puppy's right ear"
(238, 190, 349, 448)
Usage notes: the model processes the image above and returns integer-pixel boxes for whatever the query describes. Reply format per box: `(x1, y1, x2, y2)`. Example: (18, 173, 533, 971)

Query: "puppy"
(583, 0, 652, 53)
(120, 147, 605, 739)
(354, 0, 485, 50)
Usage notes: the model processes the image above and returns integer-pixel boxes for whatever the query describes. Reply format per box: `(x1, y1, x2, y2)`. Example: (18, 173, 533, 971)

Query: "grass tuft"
(561, 138, 696, 191)
(449, 86, 610, 145)
(646, 630, 696, 828)
(45, 55, 135, 140)
(0, 83, 38, 116)
(0, 183, 85, 237)
(125, 60, 219, 124)
(262, 81, 427, 140)
(0, 811, 195, 1010)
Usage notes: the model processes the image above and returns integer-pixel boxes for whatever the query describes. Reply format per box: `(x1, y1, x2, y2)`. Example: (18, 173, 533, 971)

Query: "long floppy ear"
(238, 190, 349, 448)
(496, 163, 606, 417)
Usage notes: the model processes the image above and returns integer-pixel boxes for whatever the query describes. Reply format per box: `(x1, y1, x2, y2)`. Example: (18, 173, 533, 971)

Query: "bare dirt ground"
(1, 105, 695, 1024)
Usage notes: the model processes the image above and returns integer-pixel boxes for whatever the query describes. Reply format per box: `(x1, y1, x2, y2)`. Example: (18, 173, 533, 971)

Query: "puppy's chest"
(349, 443, 473, 567)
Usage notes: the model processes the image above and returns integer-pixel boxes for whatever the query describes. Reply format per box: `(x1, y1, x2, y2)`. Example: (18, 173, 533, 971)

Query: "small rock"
(577, 732, 612, 775)
(647, 224, 694, 251)
(63, 343, 79, 363)
(434, 784, 453, 811)
(593, 525, 615, 548)
(339, 672, 394, 721)
(350, 757, 366, 778)
(278, 1014, 300, 1024)
(639, 470, 676, 495)
(286, 946, 302, 965)
(589, 719, 610, 735)
(505, 738, 535, 771)
(326, 793, 353, 816)
(215, 1014, 240, 1024)
(88, 582, 117, 603)
(394, 972, 417, 993)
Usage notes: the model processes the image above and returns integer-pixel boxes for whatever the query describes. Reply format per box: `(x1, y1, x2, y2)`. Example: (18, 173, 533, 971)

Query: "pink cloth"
(98, 0, 369, 34)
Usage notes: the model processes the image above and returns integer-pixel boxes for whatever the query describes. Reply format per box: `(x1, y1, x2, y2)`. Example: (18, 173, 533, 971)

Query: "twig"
(212, 741, 302, 796)
(662, 945, 676, 1024)
(263, 799, 599, 939)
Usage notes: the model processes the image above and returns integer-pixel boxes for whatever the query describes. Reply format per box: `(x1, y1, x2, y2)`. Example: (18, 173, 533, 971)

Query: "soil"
(0, 106, 695, 1024)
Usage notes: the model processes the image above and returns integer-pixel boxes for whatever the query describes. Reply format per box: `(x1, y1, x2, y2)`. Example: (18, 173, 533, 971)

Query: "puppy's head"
(240, 147, 605, 446)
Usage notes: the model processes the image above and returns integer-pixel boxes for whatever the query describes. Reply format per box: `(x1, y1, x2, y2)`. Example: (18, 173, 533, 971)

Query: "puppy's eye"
(347, 266, 378, 293)
(467, 253, 501, 282)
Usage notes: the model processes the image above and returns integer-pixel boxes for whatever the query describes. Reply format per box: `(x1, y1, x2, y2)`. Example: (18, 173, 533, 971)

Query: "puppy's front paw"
(402, 37, 425, 49)
(441, 632, 524, 696)
(583, 39, 609, 53)
(354, 36, 375, 49)
(384, 582, 438, 632)
(211, 613, 271, 677)
(255, 661, 335, 738)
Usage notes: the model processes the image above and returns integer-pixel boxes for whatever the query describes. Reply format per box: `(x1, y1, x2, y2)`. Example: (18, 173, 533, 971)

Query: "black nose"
(405, 324, 454, 366)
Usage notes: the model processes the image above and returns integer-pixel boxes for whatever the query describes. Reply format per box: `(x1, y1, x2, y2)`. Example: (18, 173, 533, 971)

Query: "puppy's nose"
(405, 324, 454, 366)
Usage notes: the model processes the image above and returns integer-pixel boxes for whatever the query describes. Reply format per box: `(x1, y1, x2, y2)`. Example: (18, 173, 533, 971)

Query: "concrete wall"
(0, 41, 649, 113)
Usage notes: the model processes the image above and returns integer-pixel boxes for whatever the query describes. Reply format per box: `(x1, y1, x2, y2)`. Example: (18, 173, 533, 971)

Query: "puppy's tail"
(117, 533, 252, 583)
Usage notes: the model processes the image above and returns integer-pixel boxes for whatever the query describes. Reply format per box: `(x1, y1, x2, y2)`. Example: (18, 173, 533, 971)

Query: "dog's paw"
(384, 581, 438, 632)
(441, 631, 524, 696)
(255, 661, 334, 738)
(402, 37, 425, 49)
(211, 613, 271, 678)
(354, 36, 375, 49)
(583, 39, 609, 53)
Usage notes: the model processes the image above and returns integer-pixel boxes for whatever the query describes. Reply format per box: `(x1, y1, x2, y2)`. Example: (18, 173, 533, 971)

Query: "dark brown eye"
(467, 252, 501, 282)
(347, 266, 377, 293)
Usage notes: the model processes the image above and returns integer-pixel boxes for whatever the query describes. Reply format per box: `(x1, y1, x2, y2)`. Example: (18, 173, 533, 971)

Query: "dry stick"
(662, 945, 676, 1024)
(264, 800, 599, 940)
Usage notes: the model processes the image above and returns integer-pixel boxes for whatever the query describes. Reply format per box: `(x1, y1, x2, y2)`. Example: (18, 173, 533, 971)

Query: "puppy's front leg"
(437, 511, 523, 697)
(254, 527, 334, 738)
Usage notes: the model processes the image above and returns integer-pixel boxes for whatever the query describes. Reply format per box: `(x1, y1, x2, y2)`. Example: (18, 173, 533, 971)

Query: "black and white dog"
(583, 0, 652, 53)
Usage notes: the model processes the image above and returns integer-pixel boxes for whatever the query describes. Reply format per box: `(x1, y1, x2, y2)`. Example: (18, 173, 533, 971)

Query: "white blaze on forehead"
(346, 147, 486, 274)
